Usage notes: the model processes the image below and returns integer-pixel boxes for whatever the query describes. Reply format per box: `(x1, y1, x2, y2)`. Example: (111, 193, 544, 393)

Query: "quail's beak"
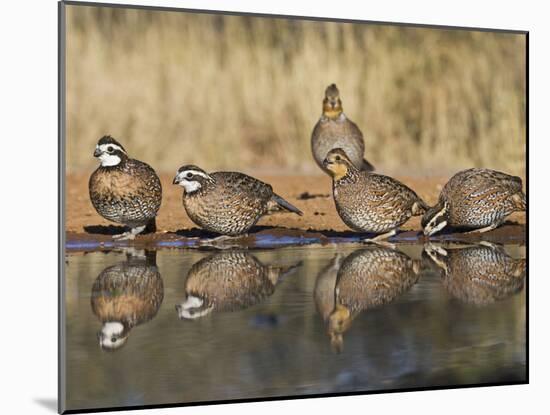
(323, 158, 332, 168)
(172, 176, 180, 185)
(93, 148, 102, 157)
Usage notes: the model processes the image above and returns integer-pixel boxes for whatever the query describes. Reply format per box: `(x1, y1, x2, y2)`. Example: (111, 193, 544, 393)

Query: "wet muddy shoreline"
(65, 173, 526, 252)
(66, 222, 526, 252)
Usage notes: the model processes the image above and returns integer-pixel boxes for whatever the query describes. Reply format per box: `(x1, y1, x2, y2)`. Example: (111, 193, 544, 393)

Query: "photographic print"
(59, 1, 527, 413)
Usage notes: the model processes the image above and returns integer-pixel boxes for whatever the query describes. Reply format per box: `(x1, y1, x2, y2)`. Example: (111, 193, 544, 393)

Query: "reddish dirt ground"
(65, 173, 526, 250)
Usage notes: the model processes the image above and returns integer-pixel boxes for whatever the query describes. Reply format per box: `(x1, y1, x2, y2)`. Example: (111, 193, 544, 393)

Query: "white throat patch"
(180, 180, 201, 193)
(102, 321, 124, 336)
(99, 153, 122, 167)
(96, 143, 125, 167)
(176, 295, 213, 320)
(99, 321, 127, 349)
(175, 170, 210, 194)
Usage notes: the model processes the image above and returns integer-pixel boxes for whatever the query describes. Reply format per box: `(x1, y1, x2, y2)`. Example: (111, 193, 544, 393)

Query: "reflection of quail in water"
(327, 247, 421, 353)
(423, 242, 526, 305)
(324, 148, 428, 242)
(91, 249, 164, 351)
(311, 83, 374, 174)
(422, 168, 526, 236)
(313, 253, 345, 322)
(175, 252, 301, 320)
(89, 136, 162, 240)
(173, 165, 302, 236)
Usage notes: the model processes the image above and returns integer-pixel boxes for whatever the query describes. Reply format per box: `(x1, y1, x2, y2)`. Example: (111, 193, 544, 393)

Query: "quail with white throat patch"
(324, 148, 428, 242)
(89, 135, 162, 240)
(173, 165, 303, 236)
(422, 168, 526, 236)
(311, 83, 374, 174)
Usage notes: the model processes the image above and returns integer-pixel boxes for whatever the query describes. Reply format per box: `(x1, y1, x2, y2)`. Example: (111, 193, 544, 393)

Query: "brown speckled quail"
(173, 165, 302, 236)
(422, 168, 526, 236)
(324, 148, 428, 242)
(423, 242, 526, 305)
(91, 249, 163, 351)
(89, 135, 162, 240)
(175, 252, 300, 320)
(327, 247, 421, 353)
(311, 83, 375, 174)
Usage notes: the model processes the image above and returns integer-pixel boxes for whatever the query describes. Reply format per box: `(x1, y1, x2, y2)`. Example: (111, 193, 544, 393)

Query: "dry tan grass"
(65, 5, 526, 176)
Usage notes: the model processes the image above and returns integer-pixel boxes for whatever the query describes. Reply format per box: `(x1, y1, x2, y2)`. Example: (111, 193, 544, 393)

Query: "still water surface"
(64, 243, 526, 411)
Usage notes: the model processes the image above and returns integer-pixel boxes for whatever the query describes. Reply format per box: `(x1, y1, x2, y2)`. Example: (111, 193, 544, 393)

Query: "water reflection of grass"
(66, 6, 526, 175)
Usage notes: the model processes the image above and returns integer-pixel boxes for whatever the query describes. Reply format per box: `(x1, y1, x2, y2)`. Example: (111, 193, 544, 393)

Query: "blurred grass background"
(66, 5, 526, 176)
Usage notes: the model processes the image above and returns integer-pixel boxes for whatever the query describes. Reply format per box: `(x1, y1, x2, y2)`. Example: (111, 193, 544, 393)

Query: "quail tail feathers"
(269, 194, 303, 216)
(512, 191, 527, 211)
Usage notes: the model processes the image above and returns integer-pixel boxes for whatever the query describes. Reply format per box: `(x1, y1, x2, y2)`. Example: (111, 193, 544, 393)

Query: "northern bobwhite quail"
(89, 135, 162, 240)
(173, 165, 302, 236)
(324, 148, 428, 242)
(422, 168, 526, 236)
(311, 83, 374, 174)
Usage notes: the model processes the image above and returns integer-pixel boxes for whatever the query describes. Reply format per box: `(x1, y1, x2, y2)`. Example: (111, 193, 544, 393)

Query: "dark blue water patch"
(66, 240, 122, 251)
(253, 234, 322, 248)
(155, 240, 199, 248)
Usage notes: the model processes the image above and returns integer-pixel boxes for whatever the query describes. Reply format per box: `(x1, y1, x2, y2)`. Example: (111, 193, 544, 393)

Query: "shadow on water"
(84, 224, 128, 235)
(63, 241, 526, 411)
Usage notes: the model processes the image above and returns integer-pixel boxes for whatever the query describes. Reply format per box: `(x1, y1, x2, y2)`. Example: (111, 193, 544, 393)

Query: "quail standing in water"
(173, 165, 302, 236)
(422, 168, 526, 236)
(311, 83, 374, 174)
(89, 136, 162, 240)
(175, 252, 300, 320)
(423, 242, 526, 305)
(324, 148, 428, 242)
(327, 247, 421, 353)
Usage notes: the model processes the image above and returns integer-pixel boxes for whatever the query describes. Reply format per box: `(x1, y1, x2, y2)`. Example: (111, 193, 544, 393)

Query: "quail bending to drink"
(422, 168, 526, 236)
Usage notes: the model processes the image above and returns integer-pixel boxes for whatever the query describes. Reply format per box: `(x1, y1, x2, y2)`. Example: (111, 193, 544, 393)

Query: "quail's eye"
(111, 337, 116, 343)
(186, 172, 193, 179)
(335, 155, 341, 161)
(107, 146, 114, 153)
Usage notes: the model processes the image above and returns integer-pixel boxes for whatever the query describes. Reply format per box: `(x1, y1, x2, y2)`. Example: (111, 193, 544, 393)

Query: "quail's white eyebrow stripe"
(180, 170, 210, 179)
(98, 143, 125, 153)
(427, 204, 447, 227)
